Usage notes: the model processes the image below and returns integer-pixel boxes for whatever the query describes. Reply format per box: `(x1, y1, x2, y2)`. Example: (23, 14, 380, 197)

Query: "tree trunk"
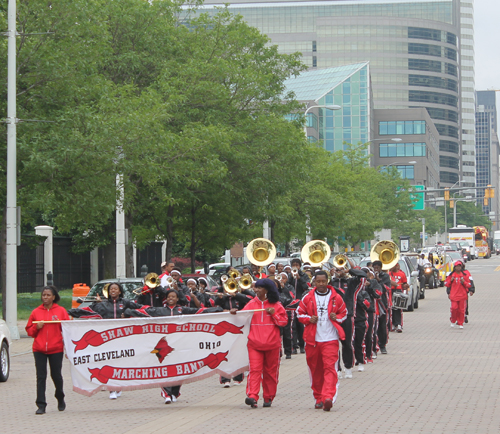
(102, 241, 116, 279)
(190, 206, 196, 273)
(1, 207, 6, 319)
(165, 205, 174, 262)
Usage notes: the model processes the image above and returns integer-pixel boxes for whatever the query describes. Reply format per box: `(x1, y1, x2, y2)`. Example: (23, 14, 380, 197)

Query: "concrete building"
(475, 91, 499, 229)
(372, 107, 440, 189)
(198, 0, 469, 186)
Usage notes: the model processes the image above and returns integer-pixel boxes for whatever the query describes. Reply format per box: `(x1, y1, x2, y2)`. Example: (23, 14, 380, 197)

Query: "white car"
(195, 263, 230, 276)
(0, 319, 12, 382)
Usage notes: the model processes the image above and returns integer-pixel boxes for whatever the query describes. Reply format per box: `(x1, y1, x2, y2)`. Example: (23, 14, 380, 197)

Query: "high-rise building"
(475, 91, 499, 228)
(199, 0, 469, 186)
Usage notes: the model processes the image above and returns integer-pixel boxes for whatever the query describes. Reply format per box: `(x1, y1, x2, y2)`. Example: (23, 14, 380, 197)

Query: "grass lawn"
(0, 289, 73, 320)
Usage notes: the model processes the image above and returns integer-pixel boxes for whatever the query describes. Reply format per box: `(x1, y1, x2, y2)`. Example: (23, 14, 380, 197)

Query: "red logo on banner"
(151, 337, 174, 363)
(72, 321, 243, 352)
(88, 352, 228, 384)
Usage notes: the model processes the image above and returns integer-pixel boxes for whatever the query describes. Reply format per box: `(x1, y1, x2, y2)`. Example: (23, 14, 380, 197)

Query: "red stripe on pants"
(450, 299, 466, 325)
(246, 346, 281, 402)
(305, 340, 340, 403)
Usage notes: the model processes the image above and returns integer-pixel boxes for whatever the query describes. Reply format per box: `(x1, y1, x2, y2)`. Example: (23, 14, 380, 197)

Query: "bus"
(448, 225, 476, 259)
(473, 226, 491, 259)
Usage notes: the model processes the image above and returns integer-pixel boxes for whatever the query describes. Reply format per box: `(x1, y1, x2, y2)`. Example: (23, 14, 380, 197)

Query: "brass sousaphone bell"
(247, 238, 277, 267)
(301, 240, 331, 267)
(370, 240, 400, 270)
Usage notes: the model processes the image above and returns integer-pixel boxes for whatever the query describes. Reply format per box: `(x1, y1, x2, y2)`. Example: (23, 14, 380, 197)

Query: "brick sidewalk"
(2, 257, 499, 434)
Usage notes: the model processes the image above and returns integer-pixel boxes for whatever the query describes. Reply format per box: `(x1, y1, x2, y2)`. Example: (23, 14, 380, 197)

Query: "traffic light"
(486, 185, 495, 198)
(485, 186, 491, 199)
(450, 200, 454, 208)
(484, 197, 489, 206)
(444, 188, 450, 201)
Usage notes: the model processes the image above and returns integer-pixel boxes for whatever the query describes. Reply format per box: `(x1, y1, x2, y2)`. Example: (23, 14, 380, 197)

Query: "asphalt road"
(1, 256, 499, 434)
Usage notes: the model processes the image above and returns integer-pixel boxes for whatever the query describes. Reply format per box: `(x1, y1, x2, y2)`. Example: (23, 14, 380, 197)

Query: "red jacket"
(297, 286, 347, 344)
(26, 304, 70, 354)
(242, 297, 287, 351)
(445, 272, 471, 301)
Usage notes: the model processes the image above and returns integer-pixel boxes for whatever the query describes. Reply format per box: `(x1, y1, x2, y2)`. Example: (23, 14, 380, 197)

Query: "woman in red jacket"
(238, 278, 287, 408)
(26, 286, 70, 414)
(445, 261, 471, 329)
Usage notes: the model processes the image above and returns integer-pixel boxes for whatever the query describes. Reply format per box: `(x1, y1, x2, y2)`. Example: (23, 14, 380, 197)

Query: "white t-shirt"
(314, 290, 339, 342)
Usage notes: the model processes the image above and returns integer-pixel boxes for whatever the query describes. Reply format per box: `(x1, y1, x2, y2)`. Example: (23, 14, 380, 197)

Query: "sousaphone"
(370, 240, 400, 270)
(247, 238, 277, 267)
(301, 240, 331, 267)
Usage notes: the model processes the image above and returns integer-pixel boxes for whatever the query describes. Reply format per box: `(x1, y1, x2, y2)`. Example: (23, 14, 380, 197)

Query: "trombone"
(133, 272, 162, 296)
(77, 285, 109, 303)
(332, 254, 349, 271)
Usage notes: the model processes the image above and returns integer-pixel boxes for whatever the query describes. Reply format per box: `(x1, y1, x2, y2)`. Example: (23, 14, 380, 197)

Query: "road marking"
(495, 266, 500, 271)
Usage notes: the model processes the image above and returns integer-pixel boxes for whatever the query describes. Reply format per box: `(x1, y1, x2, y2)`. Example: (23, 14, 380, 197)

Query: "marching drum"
(392, 292, 409, 310)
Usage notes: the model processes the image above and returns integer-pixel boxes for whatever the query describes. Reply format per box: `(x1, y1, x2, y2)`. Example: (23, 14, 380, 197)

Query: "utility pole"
(5, 0, 19, 338)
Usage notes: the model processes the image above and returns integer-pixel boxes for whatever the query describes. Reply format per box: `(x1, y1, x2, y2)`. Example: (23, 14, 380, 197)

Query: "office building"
(199, 0, 469, 186)
(475, 91, 499, 228)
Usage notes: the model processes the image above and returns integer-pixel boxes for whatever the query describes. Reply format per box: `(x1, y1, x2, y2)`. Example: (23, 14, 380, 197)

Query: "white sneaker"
(171, 395, 177, 402)
(337, 370, 343, 379)
(396, 325, 402, 333)
(222, 383, 231, 388)
(357, 364, 364, 372)
(459, 325, 464, 329)
(109, 391, 118, 400)
(372, 353, 377, 359)
(344, 369, 353, 379)
(116, 391, 122, 398)
(164, 396, 172, 404)
(450, 323, 455, 328)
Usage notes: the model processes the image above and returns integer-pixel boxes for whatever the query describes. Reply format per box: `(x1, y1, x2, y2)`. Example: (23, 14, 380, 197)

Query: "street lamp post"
(453, 196, 473, 227)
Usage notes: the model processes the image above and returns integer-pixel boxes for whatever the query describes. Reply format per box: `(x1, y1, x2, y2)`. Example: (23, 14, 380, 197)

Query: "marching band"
(28, 237, 426, 413)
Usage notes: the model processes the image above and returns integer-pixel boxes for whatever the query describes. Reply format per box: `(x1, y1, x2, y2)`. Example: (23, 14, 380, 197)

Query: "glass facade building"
(283, 62, 372, 152)
(198, 0, 466, 186)
(475, 91, 499, 223)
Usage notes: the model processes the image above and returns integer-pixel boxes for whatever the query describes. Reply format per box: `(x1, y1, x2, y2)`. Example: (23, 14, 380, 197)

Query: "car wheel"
(406, 293, 414, 312)
(0, 340, 9, 382)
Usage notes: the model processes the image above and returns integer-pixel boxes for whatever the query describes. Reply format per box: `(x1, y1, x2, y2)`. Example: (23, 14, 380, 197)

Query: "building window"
(396, 166, 415, 179)
(436, 124, 459, 139)
(439, 140, 459, 154)
(425, 108, 458, 123)
(379, 120, 426, 135)
(408, 58, 442, 73)
(306, 113, 318, 129)
(440, 156, 460, 170)
(445, 63, 458, 77)
(408, 42, 441, 57)
(312, 56, 317, 67)
(312, 41, 317, 52)
(409, 75, 458, 92)
(440, 171, 459, 184)
(307, 136, 318, 143)
(408, 27, 441, 42)
(409, 90, 458, 108)
(379, 143, 426, 158)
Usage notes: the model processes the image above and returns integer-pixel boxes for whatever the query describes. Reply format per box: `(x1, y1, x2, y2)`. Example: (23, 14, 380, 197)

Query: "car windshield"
(88, 281, 143, 300)
(447, 251, 462, 261)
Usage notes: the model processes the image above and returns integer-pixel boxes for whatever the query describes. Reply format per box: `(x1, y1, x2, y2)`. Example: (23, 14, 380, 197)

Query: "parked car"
(77, 278, 144, 307)
(0, 319, 12, 382)
(195, 262, 230, 275)
(359, 256, 420, 311)
(182, 274, 219, 292)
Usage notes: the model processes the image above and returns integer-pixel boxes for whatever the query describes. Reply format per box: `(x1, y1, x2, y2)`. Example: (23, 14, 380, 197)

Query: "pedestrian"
(445, 261, 471, 329)
(239, 278, 288, 408)
(297, 270, 347, 411)
(26, 286, 70, 415)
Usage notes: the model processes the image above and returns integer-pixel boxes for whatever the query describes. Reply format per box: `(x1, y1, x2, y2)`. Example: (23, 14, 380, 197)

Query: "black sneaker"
(263, 399, 272, 408)
(58, 400, 66, 411)
(285, 354, 292, 359)
(315, 401, 323, 409)
(465, 316, 468, 324)
(245, 397, 258, 408)
(36, 408, 45, 415)
(292, 348, 298, 355)
(381, 347, 388, 354)
(300, 347, 305, 354)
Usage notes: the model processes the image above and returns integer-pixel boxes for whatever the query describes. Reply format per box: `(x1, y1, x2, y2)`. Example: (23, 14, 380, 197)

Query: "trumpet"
(239, 273, 254, 291)
(291, 267, 300, 278)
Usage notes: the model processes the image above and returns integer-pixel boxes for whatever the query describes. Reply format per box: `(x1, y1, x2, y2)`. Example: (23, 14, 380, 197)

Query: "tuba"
(247, 238, 277, 267)
(370, 240, 400, 270)
(239, 273, 254, 291)
(332, 254, 349, 270)
(301, 240, 331, 267)
(134, 272, 161, 296)
(223, 277, 240, 295)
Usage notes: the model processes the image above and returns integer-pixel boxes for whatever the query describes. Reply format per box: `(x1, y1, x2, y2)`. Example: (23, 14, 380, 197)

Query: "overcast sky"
(475, 1, 500, 91)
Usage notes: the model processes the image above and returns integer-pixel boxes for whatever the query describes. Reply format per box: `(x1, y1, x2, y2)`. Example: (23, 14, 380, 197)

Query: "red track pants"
(305, 340, 340, 403)
(450, 299, 466, 326)
(246, 346, 281, 402)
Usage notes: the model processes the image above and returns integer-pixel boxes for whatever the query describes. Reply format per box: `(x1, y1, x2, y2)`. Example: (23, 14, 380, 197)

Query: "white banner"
(62, 311, 253, 396)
